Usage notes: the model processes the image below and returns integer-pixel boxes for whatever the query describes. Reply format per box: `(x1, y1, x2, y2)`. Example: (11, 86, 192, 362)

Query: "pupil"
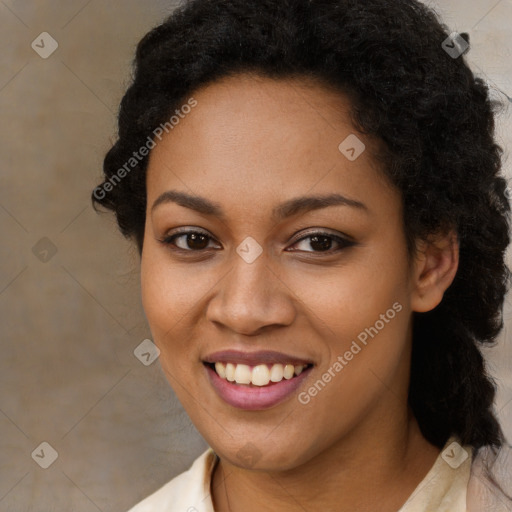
(188, 233, 209, 250)
(184, 234, 333, 251)
(310, 235, 331, 251)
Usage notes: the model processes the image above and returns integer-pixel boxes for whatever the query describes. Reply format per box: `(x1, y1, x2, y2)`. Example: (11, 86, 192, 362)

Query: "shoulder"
(126, 447, 218, 512)
(467, 442, 512, 512)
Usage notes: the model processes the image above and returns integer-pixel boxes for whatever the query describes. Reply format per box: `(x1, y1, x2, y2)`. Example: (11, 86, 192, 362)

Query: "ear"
(410, 229, 459, 313)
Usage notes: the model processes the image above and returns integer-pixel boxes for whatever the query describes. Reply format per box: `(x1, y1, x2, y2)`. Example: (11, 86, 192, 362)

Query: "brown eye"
(308, 234, 334, 252)
(160, 229, 219, 251)
(183, 232, 209, 250)
(288, 231, 354, 253)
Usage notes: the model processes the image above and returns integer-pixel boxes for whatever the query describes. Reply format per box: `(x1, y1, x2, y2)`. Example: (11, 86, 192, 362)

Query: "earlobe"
(410, 230, 459, 313)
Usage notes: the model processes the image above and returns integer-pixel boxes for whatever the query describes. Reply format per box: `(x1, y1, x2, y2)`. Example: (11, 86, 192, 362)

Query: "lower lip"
(204, 364, 313, 410)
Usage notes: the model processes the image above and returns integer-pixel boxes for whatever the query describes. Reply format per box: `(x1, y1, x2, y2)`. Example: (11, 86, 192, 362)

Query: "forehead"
(145, 72, 396, 217)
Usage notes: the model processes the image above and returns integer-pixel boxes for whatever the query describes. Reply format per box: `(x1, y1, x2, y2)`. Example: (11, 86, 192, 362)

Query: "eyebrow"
(151, 190, 368, 222)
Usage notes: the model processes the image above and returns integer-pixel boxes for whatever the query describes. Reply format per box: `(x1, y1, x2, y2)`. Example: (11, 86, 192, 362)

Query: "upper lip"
(203, 350, 313, 366)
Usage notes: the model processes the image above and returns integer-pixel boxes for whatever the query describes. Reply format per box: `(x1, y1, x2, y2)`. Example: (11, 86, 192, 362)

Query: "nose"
(206, 250, 296, 336)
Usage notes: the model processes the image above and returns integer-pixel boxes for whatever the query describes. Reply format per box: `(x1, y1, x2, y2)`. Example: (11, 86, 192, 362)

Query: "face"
(141, 73, 418, 471)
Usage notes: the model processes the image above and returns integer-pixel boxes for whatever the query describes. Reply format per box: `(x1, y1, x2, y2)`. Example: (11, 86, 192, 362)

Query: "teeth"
(212, 362, 308, 386)
(251, 364, 270, 386)
(215, 362, 226, 379)
(283, 364, 294, 380)
(225, 363, 236, 382)
(269, 363, 284, 382)
(234, 364, 252, 384)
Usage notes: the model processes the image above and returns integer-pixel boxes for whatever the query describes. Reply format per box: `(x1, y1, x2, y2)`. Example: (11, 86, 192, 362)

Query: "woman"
(92, 0, 512, 510)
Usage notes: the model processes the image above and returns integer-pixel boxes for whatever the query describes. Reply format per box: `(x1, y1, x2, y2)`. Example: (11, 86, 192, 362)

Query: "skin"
(141, 72, 459, 512)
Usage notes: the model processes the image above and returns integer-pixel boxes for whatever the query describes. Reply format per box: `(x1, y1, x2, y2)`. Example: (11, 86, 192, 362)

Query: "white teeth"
(269, 363, 284, 382)
(283, 364, 295, 380)
(211, 362, 308, 386)
(215, 362, 226, 379)
(251, 364, 270, 386)
(234, 364, 252, 384)
(225, 363, 236, 382)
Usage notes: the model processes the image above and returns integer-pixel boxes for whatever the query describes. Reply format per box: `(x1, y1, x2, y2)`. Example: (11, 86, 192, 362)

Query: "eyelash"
(158, 228, 355, 255)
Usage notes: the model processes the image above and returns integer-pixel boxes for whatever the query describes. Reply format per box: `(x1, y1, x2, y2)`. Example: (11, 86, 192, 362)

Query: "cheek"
(140, 250, 206, 405)
(140, 248, 202, 355)
(295, 253, 408, 348)
(293, 245, 411, 400)
(141, 246, 201, 324)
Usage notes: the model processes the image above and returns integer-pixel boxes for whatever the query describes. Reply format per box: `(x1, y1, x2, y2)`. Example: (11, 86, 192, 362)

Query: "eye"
(158, 228, 220, 252)
(287, 230, 355, 253)
(158, 228, 355, 255)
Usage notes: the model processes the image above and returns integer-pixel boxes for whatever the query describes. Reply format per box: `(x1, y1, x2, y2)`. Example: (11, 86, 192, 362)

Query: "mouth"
(204, 361, 313, 386)
(202, 351, 314, 410)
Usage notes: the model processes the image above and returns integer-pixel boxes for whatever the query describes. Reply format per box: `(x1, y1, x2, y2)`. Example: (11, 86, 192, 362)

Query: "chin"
(208, 433, 315, 472)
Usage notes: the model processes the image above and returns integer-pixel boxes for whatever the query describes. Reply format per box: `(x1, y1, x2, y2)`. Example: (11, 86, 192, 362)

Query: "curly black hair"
(92, 0, 511, 451)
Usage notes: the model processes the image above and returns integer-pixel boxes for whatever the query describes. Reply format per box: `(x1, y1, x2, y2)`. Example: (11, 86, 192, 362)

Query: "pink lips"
(203, 349, 313, 366)
(203, 350, 314, 410)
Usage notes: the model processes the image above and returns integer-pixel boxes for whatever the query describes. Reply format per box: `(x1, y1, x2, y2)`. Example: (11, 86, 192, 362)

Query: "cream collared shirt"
(126, 437, 511, 511)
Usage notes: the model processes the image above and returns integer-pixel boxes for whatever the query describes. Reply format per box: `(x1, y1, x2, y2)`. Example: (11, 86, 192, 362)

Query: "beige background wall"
(1, 1, 511, 510)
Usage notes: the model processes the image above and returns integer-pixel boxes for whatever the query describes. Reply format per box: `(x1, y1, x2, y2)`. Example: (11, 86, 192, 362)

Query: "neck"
(211, 410, 440, 512)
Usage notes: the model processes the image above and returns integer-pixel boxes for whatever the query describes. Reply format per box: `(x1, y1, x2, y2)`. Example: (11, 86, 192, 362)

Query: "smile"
(209, 362, 310, 386)
(202, 350, 314, 410)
